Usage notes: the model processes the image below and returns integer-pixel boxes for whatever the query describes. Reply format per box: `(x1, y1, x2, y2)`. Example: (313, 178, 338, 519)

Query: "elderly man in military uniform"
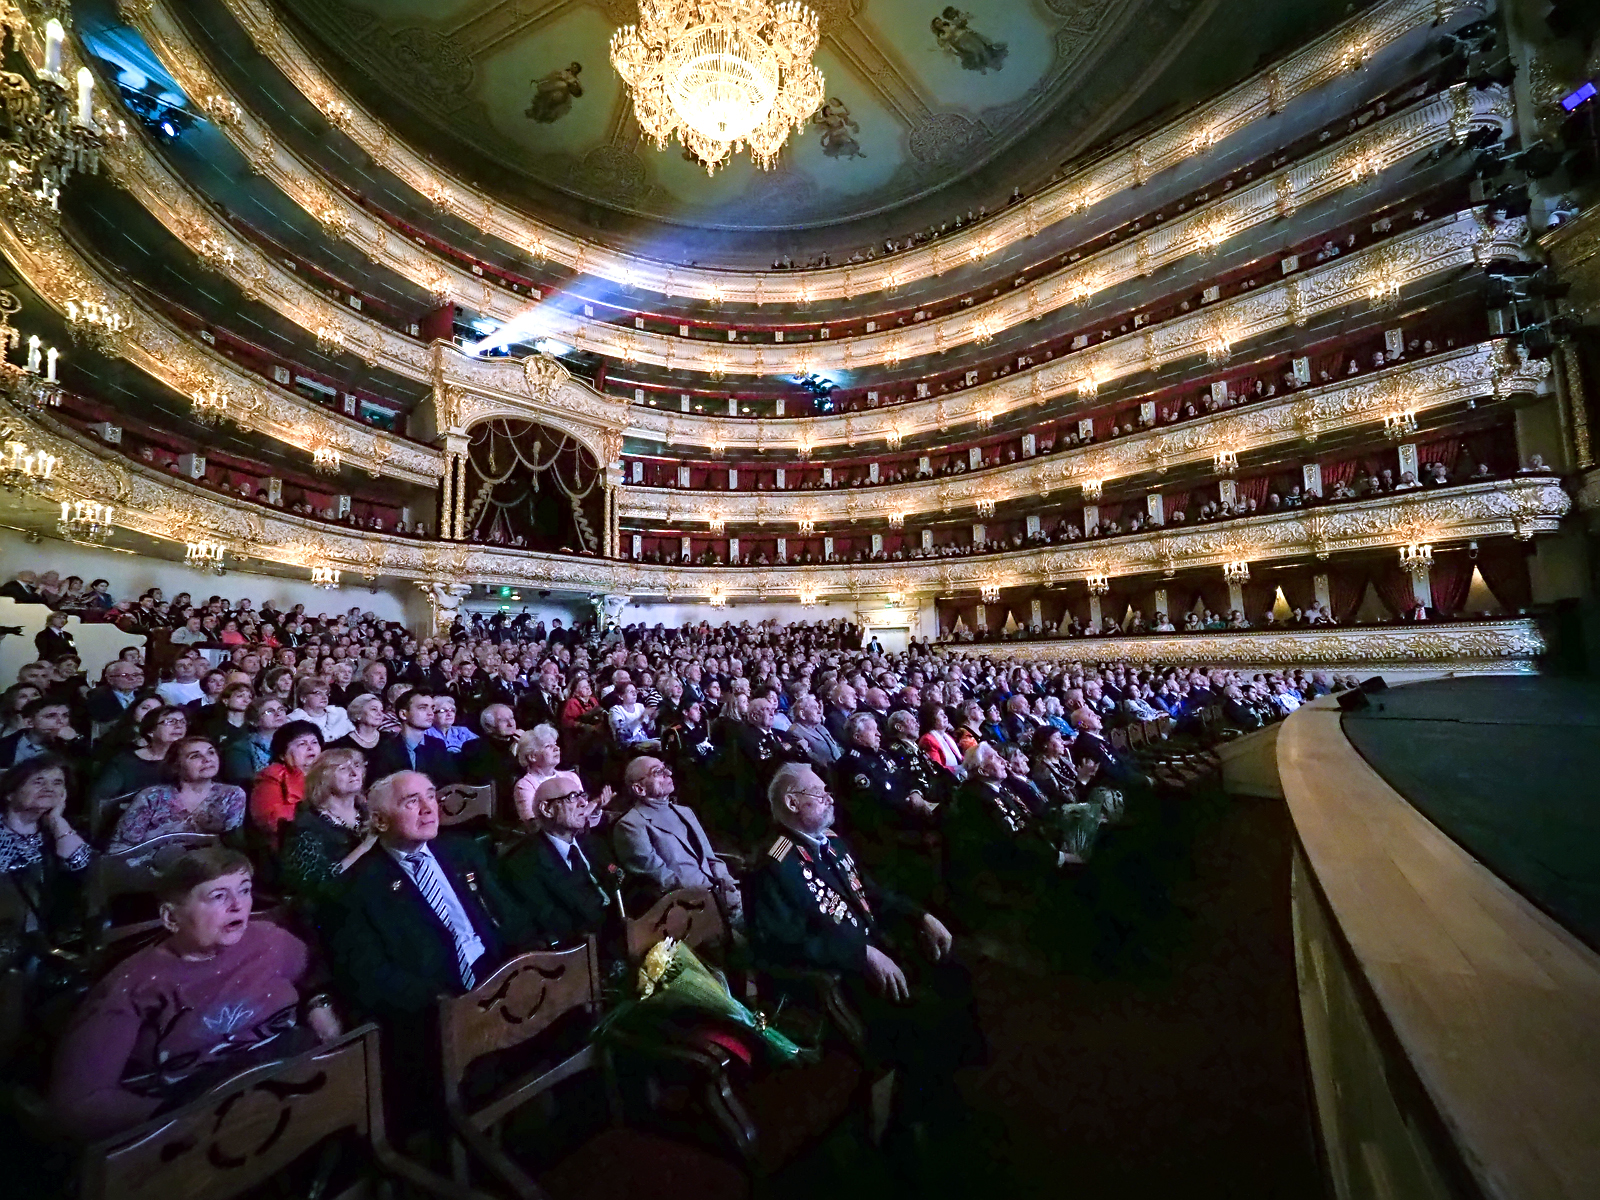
(731, 695, 810, 825)
(746, 763, 982, 1136)
(835, 711, 938, 840)
(945, 742, 1078, 914)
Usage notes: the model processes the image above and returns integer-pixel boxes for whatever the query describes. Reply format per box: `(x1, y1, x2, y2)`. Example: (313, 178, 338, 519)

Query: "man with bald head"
(501, 772, 621, 942)
(613, 756, 742, 925)
(324, 771, 542, 1023)
(746, 763, 981, 1131)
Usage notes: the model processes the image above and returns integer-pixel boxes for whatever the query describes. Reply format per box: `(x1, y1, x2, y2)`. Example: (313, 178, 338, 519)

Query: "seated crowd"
(0, 586, 1346, 1179)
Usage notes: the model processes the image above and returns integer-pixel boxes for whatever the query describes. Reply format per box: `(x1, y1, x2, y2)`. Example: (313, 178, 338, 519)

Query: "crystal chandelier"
(311, 443, 341, 474)
(1398, 543, 1434, 576)
(311, 564, 341, 589)
(58, 499, 113, 545)
(611, 0, 824, 175)
(1085, 574, 1110, 596)
(1223, 560, 1251, 584)
(1, 22, 122, 215)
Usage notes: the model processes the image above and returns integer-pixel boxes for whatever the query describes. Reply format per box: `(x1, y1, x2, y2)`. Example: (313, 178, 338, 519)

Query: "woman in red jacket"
(248, 720, 323, 847)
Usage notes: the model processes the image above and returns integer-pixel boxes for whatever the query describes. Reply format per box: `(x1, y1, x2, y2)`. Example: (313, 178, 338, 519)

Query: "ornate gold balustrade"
(624, 210, 1530, 450)
(927, 622, 1546, 674)
(617, 343, 1549, 527)
(0, 203, 442, 484)
(108, 2, 1516, 368)
(200, 0, 1457, 304)
(6, 393, 1567, 601)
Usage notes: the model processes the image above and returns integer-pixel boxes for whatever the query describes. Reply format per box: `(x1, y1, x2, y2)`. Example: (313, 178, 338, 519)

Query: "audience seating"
(78, 1024, 473, 1200)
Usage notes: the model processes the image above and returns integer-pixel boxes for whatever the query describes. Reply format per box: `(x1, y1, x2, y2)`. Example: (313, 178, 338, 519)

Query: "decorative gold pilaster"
(1560, 345, 1594, 470)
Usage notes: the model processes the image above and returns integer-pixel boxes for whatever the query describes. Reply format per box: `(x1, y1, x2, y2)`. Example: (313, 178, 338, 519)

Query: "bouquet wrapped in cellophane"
(594, 937, 810, 1066)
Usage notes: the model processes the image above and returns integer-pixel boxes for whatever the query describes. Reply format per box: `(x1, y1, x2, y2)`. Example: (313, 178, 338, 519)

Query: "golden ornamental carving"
(522, 353, 569, 403)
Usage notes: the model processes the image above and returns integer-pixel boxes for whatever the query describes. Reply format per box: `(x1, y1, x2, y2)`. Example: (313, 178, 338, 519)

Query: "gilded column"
(438, 456, 454, 541)
(1560, 345, 1594, 470)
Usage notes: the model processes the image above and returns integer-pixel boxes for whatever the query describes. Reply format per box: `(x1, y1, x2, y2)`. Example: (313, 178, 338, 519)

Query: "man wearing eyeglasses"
(501, 772, 622, 944)
(747, 762, 982, 1133)
(614, 756, 742, 927)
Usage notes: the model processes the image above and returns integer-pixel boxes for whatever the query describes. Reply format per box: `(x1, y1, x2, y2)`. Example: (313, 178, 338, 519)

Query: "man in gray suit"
(788, 694, 842, 771)
(613, 755, 743, 926)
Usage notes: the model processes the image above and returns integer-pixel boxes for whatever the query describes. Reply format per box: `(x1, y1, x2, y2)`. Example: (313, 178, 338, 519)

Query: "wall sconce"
(708, 589, 727, 608)
(186, 540, 227, 574)
(1366, 271, 1402, 309)
(1399, 543, 1434, 576)
(976, 497, 996, 518)
(799, 588, 819, 606)
(1205, 330, 1233, 365)
(980, 584, 1000, 604)
(314, 324, 345, 355)
(311, 565, 341, 589)
(1223, 560, 1250, 584)
(978, 407, 995, 430)
(1077, 375, 1098, 400)
(1383, 410, 1418, 440)
(707, 513, 725, 534)
(1213, 450, 1238, 475)
(797, 517, 815, 536)
(796, 438, 813, 459)
(0, 440, 56, 492)
(1193, 214, 1231, 255)
(58, 499, 114, 545)
(191, 385, 230, 426)
(312, 444, 341, 473)
(889, 512, 905, 529)
(709, 439, 726, 458)
(885, 591, 904, 607)
(886, 427, 902, 450)
(1085, 574, 1110, 596)
(1083, 478, 1103, 502)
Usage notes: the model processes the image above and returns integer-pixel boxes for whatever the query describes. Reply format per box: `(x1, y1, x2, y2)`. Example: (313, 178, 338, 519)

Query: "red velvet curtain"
(1164, 490, 1191, 521)
(1327, 564, 1368, 623)
(1321, 458, 1358, 490)
(1429, 552, 1474, 616)
(1477, 543, 1532, 612)
(1374, 563, 1420, 618)
(1196, 578, 1231, 617)
(1418, 437, 1463, 476)
(1237, 474, 1271, 507)
(1243, 577, 1278, 622)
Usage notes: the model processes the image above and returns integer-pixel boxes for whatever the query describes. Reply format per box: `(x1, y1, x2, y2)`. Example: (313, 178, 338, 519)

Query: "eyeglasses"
(550, 789, 590, 806)
(786, 788, 830, 803)
(645, 765, 672, 778)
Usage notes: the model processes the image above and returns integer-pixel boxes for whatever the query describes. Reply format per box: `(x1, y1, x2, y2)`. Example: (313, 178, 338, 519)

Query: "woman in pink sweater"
(49, 846, 341, 1138)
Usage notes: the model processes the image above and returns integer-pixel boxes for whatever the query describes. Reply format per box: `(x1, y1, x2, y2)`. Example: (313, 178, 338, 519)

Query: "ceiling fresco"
(273, 0, 1185, 230)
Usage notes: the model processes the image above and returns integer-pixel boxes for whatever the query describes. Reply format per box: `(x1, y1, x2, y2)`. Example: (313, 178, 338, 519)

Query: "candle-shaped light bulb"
(76, 68, 94, 127)
(44, 20, 64, 79)
(26, 335, 41, 373)
(60, 500, 69, 521)
(45, 347, 58, 382)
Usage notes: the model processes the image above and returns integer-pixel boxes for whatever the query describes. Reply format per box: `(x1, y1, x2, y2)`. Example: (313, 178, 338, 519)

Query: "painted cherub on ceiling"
(525, 62, 583, 123)
(932, 7, 1008, 74)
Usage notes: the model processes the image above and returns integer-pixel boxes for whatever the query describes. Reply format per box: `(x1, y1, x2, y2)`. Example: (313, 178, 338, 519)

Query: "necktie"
(405, 853, 477, 989)
(567, 843, 608, 906)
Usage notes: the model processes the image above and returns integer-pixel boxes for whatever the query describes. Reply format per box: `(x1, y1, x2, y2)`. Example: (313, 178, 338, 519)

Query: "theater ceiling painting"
(275, 0, 1159, 228)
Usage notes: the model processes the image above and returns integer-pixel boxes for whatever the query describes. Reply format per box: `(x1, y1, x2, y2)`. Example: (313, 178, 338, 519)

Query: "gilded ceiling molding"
(3, 395, 1566, 599)
(201, 0, 1462, 302)
(617, 343, 1550, 526)
(0, 204, 442, 485)
(109, 1, 1517, 363)
(932, 621, 1545, 674)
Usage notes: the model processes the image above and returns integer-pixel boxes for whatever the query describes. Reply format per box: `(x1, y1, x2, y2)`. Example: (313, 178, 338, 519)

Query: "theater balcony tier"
(86, 25, 1511, 377)
(3, 158, 1522, 479)
(617, 344, 1548, 527)
(144, 0, 1464, 300)
(1, 389, 1568, 603)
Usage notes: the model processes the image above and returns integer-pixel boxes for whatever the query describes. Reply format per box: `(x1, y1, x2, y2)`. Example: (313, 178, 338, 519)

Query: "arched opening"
(461, 420, 605, 553)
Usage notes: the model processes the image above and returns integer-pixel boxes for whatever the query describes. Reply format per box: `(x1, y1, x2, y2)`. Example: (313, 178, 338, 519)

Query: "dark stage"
(1342, 675, 1600, 952)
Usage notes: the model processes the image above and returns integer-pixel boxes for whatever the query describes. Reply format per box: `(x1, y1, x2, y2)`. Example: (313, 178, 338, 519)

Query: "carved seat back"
(624, 887, 724, 967)
(80, 1026, 377, 1200)
(85, 833, 220, 953)
(437, 783, 495, 827)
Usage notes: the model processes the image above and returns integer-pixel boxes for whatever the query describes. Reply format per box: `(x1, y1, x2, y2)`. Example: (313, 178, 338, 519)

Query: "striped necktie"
(404, 853, 477, 989)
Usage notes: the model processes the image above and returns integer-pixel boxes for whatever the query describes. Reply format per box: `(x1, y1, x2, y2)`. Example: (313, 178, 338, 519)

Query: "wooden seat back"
(84, 833, 220, 952)
(437, 783, 495, 827)
(437, 941, 606, 1198)
(89, 791, 141, 847)
(1108, 726, 1130, 753)
(624, 887, 724, 967)
(80, 1026, 376, 1200)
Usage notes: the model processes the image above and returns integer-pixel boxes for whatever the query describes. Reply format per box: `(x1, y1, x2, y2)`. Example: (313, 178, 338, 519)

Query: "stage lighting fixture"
(1562, 82, 1596, 112)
